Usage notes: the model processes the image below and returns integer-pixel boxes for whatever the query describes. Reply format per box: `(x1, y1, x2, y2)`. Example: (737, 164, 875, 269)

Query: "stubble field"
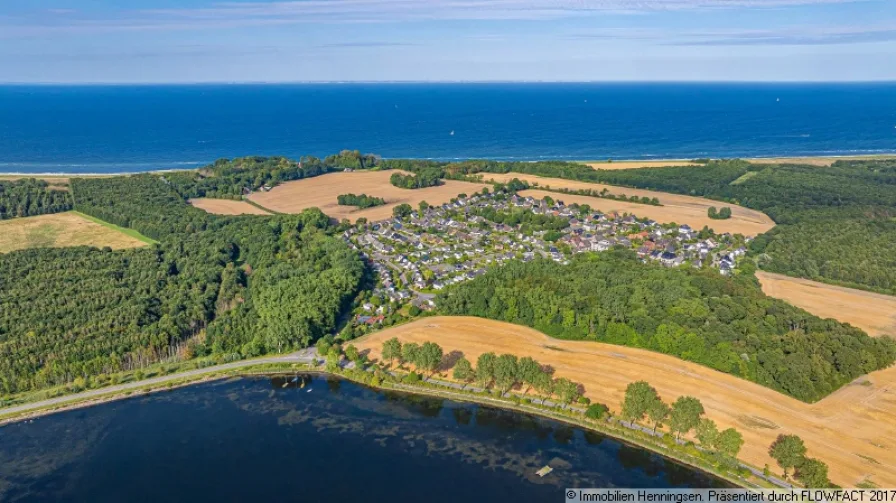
(355, 316, 895, 488)
(757, 271, 896, 337)
(585, 160, 698, 170)
(482, 172, 774, 236)
(0, 212, 149, 253)
(189, 198, 272, 216)
(247, 171, 491, 222)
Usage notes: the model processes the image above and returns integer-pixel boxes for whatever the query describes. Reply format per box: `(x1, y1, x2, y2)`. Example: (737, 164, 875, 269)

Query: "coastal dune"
(356, 316, 896, 488)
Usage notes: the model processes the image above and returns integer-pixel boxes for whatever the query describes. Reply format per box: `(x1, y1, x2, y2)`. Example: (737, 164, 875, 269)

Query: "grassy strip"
(241, 198, 280, 215)
(730, 171, 759, 185)
(72, 210, 158, 245)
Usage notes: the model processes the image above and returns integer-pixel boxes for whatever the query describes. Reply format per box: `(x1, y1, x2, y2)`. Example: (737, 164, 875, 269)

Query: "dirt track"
(480, 171, 774, 236)
(247, 171, 490, 222)
(355, 316, 896, 488)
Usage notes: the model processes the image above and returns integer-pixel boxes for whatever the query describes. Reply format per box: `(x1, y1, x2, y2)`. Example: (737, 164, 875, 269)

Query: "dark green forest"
(437, 252, 896, 402)
(1, 167, 364, 395)
(0, 179, 73, 219)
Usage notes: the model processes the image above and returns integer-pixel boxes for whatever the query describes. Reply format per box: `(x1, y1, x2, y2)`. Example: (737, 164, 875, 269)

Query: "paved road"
(1, 349, 319, 419)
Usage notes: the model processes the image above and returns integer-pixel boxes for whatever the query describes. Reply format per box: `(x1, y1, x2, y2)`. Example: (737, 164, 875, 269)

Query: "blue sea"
(0, 83, 894, 174)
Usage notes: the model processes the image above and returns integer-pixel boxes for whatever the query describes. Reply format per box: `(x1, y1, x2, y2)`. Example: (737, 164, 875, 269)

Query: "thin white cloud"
(142, 0, 866, 22)
(0, 0, 875, 38)
(569, 23, 896, 45)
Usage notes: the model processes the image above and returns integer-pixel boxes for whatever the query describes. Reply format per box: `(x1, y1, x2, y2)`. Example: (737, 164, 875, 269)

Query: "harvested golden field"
(481, 172, 774, 235)
(247, 171, 491, 222)
(355, 316, 896, 487)
(757, 271, 896, 338)
(748, 156, 896, 167)
(0, 212, 148, 253)
(189, 198, 271, 216)
(585, 160, 697, 170)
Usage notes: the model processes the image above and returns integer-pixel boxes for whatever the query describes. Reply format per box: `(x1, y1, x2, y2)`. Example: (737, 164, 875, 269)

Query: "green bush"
(585, 403, 609, 420)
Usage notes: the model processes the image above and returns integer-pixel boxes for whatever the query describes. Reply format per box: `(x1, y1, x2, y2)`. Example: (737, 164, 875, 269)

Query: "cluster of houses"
(345, 190, 748, 323)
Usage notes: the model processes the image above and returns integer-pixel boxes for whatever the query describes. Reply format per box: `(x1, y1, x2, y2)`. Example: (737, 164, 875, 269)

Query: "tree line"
(375, 337, 841, 486)
(390, 169, 442, 189)
(381, 337, 587, 405)
(0, 179, 73, 220)
(707, 207, 732, 219)
(337, 193, 386, 209)
(436, 251, 896, 402)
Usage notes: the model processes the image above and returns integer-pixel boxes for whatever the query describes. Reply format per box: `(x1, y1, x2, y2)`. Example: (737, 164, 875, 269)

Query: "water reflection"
(0, 375, 727, 502)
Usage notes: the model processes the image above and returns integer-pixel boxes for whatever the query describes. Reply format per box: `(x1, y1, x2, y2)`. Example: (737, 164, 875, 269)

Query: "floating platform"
(535, 465, 553, 477)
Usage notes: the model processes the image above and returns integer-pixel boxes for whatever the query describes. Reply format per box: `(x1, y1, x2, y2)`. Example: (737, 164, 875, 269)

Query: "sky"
(1, 0, 894, 83)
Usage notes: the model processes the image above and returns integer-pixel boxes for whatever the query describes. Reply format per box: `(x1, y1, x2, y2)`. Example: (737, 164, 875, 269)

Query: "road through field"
(757, 271, 896, 337)
(355, 316, 896, 488)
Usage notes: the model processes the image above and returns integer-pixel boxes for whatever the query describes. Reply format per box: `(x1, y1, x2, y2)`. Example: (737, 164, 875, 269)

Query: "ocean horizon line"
(2, 80, 896, 87)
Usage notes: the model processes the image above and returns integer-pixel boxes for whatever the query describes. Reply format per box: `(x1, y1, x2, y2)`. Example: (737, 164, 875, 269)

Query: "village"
(343, 189, 748, 326)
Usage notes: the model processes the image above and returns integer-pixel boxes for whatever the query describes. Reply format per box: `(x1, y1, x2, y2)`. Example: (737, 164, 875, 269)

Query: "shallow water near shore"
(0, 375, 726, 502)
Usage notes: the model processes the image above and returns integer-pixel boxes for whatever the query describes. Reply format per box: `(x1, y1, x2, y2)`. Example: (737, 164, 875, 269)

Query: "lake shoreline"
(0, 363, 763, 489)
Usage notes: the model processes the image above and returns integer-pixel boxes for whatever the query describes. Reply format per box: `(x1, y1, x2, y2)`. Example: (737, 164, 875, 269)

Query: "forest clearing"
(757, 271, 896, 337)
(247, 170, 491, 222)
(0, 212, 149, 253)
(355, 316, 896, 488)
(189, 198, 272, 216)
(481, 173, 774, 236)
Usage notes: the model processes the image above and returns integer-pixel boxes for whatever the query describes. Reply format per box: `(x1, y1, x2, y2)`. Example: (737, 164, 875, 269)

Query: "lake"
(0, 376, 726, 502)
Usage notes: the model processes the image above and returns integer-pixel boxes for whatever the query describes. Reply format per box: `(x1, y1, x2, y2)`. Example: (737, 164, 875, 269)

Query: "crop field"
(355, 316, 896, 487)
(747, 156, 896, 167)
(247, 171, 491, 222)
(757, 271, 896, 337)
(585, 161, 698, 170)
(0, 212, 149, 253)
(481, 172, 774, 235)
(189, 198, 272, 216)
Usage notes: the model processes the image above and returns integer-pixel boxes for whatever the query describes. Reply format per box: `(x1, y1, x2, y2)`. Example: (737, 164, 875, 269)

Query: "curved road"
(0, 350, 316, 420)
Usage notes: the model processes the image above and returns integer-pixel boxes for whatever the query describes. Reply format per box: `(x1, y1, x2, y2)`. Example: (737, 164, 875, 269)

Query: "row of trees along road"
(376, 339, 836, 487)
(380, 337, 587, 405)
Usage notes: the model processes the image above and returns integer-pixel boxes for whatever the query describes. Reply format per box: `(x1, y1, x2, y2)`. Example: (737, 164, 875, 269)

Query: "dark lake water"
(0, 376, 725, 502)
